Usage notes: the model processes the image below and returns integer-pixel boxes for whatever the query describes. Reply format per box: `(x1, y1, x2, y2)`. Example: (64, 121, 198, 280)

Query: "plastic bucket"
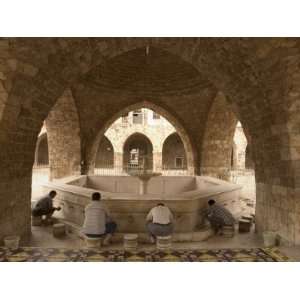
(4, 235, 20, 249)
(262, 232, 276, 247)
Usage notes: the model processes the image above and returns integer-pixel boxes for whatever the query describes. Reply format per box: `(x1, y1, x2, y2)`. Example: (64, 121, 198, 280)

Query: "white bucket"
(262, 231, 276, 247)
(4, 235, 20, 250)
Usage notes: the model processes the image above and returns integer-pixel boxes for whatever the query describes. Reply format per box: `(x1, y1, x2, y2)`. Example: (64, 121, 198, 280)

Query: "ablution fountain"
(42, 156, 242, 242)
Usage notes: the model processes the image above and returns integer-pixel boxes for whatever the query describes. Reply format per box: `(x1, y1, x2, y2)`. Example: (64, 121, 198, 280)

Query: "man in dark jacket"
(32, 190, 61, 219)
(206, 199, 235, 234)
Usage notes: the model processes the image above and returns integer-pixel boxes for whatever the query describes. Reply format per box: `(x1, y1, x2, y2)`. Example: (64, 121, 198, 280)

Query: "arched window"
(123, 133, 153, 171)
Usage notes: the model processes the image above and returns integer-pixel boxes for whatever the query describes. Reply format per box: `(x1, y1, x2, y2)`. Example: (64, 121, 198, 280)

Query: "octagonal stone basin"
(42, 175, 242, 241)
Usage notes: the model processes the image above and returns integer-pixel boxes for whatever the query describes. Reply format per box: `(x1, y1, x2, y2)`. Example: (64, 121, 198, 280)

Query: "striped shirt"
(82, 201, 110, 235)
(207, 204, 235, 226)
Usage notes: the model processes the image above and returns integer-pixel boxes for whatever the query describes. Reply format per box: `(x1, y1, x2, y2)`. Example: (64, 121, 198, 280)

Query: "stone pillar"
(153, 152, 162, 172)
(46, 89, 81, 180)
(115, 152, 123, 173)
(0, 171, 32, 245)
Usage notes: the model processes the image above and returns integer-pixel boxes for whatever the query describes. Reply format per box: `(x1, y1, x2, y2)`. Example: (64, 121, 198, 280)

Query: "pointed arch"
(95, 136, 114, 168)
(162, 132, 187, 170)
(87, 100, 196, 175)
(122, 132, 153, 171)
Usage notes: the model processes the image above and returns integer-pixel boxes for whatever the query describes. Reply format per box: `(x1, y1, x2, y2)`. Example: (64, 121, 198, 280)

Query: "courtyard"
(1, 37, 300, 264)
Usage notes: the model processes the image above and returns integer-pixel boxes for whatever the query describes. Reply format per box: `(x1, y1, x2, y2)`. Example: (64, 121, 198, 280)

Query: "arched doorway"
(87, 101, 197, 176)
(123, 133, 153, 171)
(162, 132, 187, 171)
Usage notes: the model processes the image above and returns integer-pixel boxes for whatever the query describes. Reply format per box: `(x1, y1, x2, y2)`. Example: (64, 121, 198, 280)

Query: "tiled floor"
(0, 246, 289, 262)
(25, 225, 300, 261)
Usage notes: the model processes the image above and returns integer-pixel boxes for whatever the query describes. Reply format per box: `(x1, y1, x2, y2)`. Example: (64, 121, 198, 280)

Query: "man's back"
(147, 205, 173, 225)
(208, 204, 235, 225)
(82, 202, 108, 235)
(33, 195, 52, 212)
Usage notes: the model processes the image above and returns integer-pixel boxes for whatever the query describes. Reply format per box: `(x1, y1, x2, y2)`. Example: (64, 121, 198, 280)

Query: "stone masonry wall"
(46, 89, 81, 180)
(201, 92, 238, 180)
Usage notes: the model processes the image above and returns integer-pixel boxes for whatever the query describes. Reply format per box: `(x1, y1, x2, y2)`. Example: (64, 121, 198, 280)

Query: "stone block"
(123, 234, 138, 251)
(156, 235, 172, 250)
(52, 223, 66, 238)
(241, 215, 253, 223)
(223, 225, 235, 238)
(85, 236, 102, 249)
(238, 219, 251, 233)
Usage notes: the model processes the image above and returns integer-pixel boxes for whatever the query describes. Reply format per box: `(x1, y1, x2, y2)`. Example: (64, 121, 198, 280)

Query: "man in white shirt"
(146, 203, 174, 243)
(82, 192, 117, 245)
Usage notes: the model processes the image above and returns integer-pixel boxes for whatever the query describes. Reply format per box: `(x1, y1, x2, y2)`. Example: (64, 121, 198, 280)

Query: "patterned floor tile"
(0, 247, 289, 262)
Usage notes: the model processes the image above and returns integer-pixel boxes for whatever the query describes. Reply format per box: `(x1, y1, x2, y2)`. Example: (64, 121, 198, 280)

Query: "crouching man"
(31, 190, 61, 221)
(146, 203, 174, 243)
(82, 192, 117, 245)
(206, 199, 235, 235)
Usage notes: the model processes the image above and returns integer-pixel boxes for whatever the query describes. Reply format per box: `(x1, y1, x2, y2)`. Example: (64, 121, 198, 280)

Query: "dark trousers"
(32, 207, 56, 218)
(86, 221, 117, 238)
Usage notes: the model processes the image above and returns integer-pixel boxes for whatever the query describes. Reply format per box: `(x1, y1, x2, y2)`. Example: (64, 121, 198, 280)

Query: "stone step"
(53, 223, 66, 238)
(238, 219, 252, 233)
(241, 215, 254, 223)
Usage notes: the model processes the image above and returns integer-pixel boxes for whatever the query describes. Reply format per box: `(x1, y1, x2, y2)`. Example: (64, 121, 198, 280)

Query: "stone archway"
(123, 133, 153, 171)
(162, 132, 187, 170)
(87, 101, 197, 176)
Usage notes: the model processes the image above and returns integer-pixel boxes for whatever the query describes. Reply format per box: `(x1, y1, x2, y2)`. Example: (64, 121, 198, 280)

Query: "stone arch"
(162, 132, 187, 170)
(122, 132, 153, 171)
(95, 136, 114, 169)
(34, 133, 49, 166)
(87, 100, 197, 175)
(0, 41, 200, 242)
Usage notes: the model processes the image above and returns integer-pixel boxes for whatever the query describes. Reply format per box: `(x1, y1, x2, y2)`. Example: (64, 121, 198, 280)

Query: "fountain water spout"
(126, 156, 161, 195)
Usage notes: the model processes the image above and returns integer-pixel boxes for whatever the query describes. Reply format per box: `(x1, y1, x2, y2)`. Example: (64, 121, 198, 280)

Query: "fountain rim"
(44, 175, 242, 202)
